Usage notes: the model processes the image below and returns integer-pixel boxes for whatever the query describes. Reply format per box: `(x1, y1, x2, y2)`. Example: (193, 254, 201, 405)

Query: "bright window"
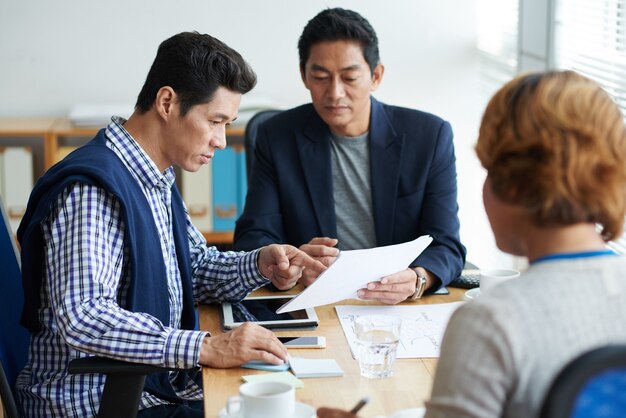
(476, 0, 520, 99)
(554, 0, 626, 112)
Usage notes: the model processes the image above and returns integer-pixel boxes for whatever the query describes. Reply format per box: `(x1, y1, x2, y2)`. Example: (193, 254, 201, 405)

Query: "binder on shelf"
(236, 147, 247, 219)
(212, 147, 238, 231)
(2, 146, 34, 233)
(181, 163, 213, 232)
(0, 148, 5, 201)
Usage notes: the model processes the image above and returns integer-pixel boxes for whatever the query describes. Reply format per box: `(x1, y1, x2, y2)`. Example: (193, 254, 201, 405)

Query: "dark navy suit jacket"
(234, 97, 466, 286)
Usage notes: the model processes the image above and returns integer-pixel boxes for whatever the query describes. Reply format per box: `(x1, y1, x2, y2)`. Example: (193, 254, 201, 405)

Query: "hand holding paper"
(277, 236, 433, 313)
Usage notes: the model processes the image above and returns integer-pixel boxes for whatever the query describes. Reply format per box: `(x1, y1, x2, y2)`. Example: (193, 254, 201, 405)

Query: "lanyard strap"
(531, 250, 617, 265)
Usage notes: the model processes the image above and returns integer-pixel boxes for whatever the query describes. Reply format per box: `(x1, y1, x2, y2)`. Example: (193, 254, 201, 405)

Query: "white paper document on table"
(276, 235, 433, 314)
(335, 302, 464, 358)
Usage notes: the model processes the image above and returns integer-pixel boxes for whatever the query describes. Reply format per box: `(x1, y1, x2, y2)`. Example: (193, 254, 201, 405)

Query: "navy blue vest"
(18, 130, 197, 403)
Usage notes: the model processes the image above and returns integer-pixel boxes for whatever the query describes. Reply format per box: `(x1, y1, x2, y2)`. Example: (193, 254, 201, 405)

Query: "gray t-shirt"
(329, 132, 376, 250)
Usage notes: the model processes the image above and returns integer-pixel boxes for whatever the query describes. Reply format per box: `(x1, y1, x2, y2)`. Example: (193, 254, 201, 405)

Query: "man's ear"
(300, 66, 310, 90)
(154, 86, 177, 120)
(370, 63, 385, 92)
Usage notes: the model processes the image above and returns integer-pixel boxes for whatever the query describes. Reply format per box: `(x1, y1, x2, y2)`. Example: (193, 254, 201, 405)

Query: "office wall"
(0, 0, 511, 269)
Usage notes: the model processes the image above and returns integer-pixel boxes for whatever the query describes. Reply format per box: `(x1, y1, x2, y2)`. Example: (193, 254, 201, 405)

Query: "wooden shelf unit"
(0, 117, 244, 245)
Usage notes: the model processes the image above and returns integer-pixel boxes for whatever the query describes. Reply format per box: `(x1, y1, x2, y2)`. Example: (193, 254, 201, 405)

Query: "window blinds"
(554, 0, 626, 112)
(554, 0, 626, 254)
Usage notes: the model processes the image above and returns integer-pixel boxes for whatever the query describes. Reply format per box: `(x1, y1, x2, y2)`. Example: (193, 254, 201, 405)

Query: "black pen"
(349, 396, 370, 415)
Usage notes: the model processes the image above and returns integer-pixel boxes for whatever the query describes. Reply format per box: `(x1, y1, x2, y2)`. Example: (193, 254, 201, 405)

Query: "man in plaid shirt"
(16, 32, 324, 418)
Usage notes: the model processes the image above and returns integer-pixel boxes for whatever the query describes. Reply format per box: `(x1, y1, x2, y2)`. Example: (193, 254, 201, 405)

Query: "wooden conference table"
(199, 286, 465, 418)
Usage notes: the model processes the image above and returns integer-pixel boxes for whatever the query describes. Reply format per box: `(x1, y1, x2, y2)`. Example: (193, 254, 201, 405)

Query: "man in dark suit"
(234, 8, 465, 304)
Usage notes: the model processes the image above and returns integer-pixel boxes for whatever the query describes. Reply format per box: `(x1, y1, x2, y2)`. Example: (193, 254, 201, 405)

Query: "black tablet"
(220, 295, 319, 330)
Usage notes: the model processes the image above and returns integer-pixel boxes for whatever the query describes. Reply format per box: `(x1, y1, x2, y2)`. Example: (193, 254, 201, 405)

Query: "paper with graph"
(335, 302, 464, 358)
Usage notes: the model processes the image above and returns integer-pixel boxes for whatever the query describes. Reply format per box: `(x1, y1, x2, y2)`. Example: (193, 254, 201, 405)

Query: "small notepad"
(242, 371, 304, 388)
(288, 356, 344, 378)
(241, 360, 291, 372)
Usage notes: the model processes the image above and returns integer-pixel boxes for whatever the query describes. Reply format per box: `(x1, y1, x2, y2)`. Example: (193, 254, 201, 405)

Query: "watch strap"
(410, 268, 427, 300)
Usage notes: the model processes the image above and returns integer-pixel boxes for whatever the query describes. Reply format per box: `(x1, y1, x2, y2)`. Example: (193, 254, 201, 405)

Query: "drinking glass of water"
(353, 314, 402, 378)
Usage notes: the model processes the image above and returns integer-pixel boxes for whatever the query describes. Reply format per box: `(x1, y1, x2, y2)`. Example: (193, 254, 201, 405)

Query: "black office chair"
(540, 345, 626, 418)
(244, 109, 281, 181)
(0, 194, 179, 418)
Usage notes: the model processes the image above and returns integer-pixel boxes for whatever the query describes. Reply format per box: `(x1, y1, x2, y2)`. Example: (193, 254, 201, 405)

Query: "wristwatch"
(409, 268, 427, 300)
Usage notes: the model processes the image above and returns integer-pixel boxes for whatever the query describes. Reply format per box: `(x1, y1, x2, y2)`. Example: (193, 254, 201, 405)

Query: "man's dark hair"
(297, 8, 380, 74)
(135, 31, 257, 116)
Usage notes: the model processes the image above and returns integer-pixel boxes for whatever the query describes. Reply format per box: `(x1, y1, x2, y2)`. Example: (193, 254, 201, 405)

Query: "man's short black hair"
(297, 8, 380, 74)
(135, 31, 257, 116)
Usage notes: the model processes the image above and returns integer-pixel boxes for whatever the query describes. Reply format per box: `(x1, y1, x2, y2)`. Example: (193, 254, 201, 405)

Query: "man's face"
(163, 86, 241, 172)
(301, 40, 383, 137)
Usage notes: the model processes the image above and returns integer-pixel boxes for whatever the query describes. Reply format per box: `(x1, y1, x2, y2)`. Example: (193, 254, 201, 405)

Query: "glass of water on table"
(354, 315, 402, 378)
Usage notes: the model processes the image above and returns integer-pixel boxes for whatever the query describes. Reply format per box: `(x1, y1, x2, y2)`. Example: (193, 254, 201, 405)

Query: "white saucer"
(389, 407, 426, 418)
(218, 401, 315, 418)
(463, 288, 481, 301)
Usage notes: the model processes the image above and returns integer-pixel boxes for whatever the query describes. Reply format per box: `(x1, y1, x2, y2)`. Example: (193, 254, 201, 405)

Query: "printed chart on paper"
(335, 302, 464, 358)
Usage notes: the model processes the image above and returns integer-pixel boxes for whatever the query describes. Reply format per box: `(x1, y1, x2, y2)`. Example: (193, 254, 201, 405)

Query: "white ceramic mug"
(389, 408, 427, 418)
(480, 268, 520, 293)
(225, 381, 295, 418)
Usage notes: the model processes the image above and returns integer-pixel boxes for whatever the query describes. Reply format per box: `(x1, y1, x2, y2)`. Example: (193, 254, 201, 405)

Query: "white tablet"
(220, 295, 319, 330)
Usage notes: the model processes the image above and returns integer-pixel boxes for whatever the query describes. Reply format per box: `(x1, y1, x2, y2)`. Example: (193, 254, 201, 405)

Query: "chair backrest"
(0, 194, 30, 418)
(540, 345, 626, 418)
(243, 110, 281, 181)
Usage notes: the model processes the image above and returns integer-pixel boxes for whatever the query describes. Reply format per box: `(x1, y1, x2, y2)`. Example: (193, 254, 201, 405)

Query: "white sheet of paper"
(276, 235, 433, 314)
(335, 302, 464, 358)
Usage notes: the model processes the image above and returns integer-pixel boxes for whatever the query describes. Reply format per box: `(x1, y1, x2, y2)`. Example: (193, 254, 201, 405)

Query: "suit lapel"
(296, 112, 337, 238)
(369, 98, 403, 246)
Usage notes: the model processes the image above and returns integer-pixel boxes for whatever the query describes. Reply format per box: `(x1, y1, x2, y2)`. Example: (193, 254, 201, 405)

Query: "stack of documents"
(68, 104, 133, 127)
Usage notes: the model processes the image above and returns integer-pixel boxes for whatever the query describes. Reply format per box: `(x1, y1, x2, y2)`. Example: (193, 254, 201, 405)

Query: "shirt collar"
(105, 116, 176, 191)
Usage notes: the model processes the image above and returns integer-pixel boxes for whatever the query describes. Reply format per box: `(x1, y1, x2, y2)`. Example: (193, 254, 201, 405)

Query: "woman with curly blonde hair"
(318, 70, 626, 418)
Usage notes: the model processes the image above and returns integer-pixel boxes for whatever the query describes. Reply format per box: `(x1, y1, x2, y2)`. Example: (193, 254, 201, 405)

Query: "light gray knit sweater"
(425, 255, 626, 418)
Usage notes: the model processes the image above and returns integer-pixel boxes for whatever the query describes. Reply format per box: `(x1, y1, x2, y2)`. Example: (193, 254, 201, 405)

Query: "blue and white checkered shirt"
(16, 117, 269, 417)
